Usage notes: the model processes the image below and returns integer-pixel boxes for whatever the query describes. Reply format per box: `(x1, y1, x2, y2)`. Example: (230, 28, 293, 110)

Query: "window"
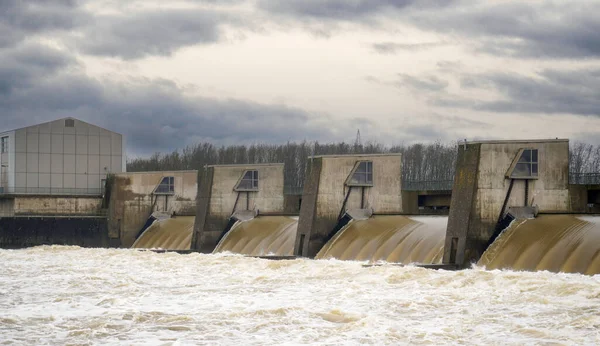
(154, 176, 175, 194)
(235, 170, 259, 191)
(346, 161, 373, 186)
(0, 136, 7, 153)
(65, 119, 75, 127)
(508, 149, 538, 179)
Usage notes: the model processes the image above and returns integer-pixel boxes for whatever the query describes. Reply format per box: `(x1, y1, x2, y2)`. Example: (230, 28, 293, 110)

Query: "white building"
(0, 117, 125, 195)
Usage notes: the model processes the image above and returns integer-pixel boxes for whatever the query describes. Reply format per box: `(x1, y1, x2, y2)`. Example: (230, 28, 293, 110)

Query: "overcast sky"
(1, 0, 600, 157)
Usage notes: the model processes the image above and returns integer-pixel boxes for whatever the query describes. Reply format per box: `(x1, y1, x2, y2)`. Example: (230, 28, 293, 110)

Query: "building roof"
(0, 117, 121, 135)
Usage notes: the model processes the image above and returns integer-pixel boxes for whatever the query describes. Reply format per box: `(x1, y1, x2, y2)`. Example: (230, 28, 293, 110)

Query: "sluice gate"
(316, 215, 446, 264)
(214, 216, 298, 256)
(479, 215, 600, 275)
(132, 216, 195, 250)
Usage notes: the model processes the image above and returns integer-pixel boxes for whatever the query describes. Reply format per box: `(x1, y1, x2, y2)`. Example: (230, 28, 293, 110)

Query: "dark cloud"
(443, 68, 600, 116)
(0, 44, 353, 156)
(0, 0, 86, 48)
(258, 0, 454, 20)
(411, 2, 600, 59)
(0, 1, 246, 60)
(0, 43, 78, 94)
(261, 0, 600, 60)
(78, 9, 227, 59)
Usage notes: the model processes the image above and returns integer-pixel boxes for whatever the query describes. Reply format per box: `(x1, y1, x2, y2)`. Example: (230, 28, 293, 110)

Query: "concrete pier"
(294, 154, 403, 258)
(443, 139, 576, 267)
(191, 164, 285, 253)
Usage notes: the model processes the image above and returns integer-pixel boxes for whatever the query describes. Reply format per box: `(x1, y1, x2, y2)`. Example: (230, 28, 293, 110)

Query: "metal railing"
(0, 187, 103, 196)
(569, 173, 600, 185)
(403, 180, 454, 191)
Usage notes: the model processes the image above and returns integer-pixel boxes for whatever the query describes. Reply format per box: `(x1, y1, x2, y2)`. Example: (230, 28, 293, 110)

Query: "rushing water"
(132, 217, 195, 250)
(2, 247, 600, 345)
(214, 216, 298, 256)
(479, 215, 600, 275)
(316, 216, 446, 264)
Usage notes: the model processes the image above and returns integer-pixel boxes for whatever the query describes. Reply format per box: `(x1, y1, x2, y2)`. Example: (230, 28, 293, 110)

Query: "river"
(1, 246, 599, 345)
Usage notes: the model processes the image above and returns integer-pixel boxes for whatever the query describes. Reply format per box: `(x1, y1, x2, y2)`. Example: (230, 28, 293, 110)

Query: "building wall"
(6, 118, 123, 195)
(0, 130, 15, 193)
(295, 154, 402, 257)
(107, 171, 198, 247)
(192, 164, 285, 252)
(444, 139, 572, 267)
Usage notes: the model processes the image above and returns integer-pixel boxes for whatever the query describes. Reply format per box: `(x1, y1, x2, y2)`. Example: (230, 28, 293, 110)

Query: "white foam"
(1, 246, 599, 345)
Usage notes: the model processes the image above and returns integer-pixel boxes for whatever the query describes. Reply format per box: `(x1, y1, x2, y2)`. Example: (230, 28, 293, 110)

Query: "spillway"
(479, 215, 600, 275)
(131, 216, 195, 250)
(214, 216, 298, 256)
(316, 215, 447, 264)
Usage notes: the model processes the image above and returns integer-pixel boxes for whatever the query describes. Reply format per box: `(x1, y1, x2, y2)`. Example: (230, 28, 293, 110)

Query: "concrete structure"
(294, 154, 402, 257)
(0, 117, 124, 196)
(0, 216, 109, 249)
(0, 196, 104, 217)
(192, 164, 285, 253)
(401, 190, 452, 215)
(106, 170, 198, 247)
(443, 139, 576, 267)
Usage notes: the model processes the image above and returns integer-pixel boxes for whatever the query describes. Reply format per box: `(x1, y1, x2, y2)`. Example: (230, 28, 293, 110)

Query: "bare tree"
(127, 140, 600, 187)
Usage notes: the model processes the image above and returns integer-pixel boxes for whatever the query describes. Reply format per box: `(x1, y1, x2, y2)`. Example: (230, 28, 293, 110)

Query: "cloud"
(411, 1, 600, 59)
(367, 73, 448, 92)
(0, 44, 357, 156)
(0, 0, 87, 48)
(0, 43, 78, 94)
(261, 0, 600, 60)
(258, 0, 454, 20)
(443, 68, 600, 117)
(397, 74, 449, 92)
(371, 42, 446, 55)
(1, 1, 249, 60)
(77, 9, 229, 59)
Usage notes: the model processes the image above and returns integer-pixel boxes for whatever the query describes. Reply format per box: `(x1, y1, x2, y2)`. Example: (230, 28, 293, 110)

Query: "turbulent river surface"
(1, 247, 600, 345)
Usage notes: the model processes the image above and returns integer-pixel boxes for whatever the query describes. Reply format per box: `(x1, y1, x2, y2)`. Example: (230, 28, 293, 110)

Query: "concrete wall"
(402, 190, 452, 214)
(192, 164, 285, 252)
(444, 139, 573, 266)
(295, 154, 402, 257)
(0, 216, 109, 249)
(1, 118, 124, 195)
(0, 196, 103, 216)
(107, 170, 198, 247)
(0, 198, 15, 217)
(283, 194, 302, 214)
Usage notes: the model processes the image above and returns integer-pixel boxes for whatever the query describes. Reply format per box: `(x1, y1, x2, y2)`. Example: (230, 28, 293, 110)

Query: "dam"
(1, 120, 599, 276)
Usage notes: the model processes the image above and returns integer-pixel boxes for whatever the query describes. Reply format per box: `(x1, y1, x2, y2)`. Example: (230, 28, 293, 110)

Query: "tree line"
(127, 141, 600, 187)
